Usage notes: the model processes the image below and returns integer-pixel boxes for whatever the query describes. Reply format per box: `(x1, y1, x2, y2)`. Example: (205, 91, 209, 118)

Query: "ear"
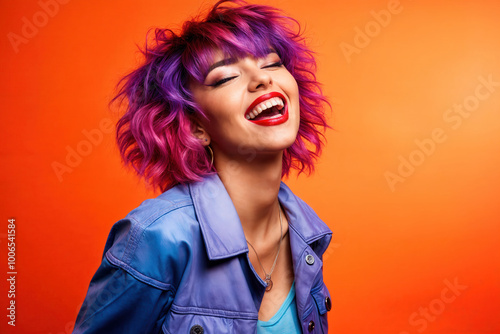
(192, 123, 211, 146)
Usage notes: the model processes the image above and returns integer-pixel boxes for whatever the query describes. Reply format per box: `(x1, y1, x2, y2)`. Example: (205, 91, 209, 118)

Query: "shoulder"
(103, 183, 200, 290)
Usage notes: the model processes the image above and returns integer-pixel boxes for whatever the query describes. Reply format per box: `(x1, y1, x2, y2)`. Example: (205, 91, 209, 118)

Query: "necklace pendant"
(265, 276, 273, 292)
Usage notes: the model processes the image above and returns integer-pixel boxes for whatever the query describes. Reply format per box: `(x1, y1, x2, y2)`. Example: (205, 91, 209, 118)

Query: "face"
(190, 51, 300, 163)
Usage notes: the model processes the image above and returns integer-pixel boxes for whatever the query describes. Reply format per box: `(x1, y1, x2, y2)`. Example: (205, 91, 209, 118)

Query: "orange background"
(1, 0, 499, 333)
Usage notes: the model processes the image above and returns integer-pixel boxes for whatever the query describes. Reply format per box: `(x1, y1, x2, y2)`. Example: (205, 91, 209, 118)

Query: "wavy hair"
(113, 0, 330, 192)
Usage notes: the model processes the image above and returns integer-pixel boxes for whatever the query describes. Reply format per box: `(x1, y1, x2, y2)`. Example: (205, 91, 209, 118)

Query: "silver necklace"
(246, 204, 283, 292)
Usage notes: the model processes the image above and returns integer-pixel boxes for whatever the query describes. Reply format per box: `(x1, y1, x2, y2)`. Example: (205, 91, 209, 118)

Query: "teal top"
(256, 282, 302, 333)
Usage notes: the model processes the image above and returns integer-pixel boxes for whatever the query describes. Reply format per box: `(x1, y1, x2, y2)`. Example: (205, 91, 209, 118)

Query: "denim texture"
(73, 174, 332, 334)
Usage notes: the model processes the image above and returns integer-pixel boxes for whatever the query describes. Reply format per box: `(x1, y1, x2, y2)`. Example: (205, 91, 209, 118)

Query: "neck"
(214, 152, 283, 243)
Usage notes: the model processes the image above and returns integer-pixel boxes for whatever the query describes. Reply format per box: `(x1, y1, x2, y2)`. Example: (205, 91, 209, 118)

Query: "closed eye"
(263, 61, 283, 69)
(207, 60, 282, 87)
(209, 76, 238, 87)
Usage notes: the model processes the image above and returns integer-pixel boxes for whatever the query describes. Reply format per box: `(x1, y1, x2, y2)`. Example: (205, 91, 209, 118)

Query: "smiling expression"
(190, 51, 300, 162)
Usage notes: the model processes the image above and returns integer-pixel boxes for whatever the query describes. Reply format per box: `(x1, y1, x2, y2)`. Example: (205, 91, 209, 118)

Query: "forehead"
(183, 33, 277, 78)
(207, 47, 277, 68)
(187, 45, 278, 82)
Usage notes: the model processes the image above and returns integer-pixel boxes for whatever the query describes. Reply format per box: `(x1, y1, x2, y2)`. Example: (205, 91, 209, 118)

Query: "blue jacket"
(73, 174, 332, 333)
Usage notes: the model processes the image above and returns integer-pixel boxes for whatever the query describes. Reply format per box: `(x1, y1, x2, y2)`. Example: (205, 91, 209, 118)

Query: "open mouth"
(245, 97, 285, 120)
(244, 92, 288, 126)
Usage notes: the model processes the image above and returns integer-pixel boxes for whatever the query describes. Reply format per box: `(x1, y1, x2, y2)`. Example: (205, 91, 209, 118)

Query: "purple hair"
(113, 0, 330, 192)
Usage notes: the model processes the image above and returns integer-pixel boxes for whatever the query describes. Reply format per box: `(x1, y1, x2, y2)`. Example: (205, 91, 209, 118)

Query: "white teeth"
(246, 97, 285, 120)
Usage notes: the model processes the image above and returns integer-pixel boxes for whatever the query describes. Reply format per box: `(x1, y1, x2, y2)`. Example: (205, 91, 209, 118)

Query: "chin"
(264, 134, 298, 153)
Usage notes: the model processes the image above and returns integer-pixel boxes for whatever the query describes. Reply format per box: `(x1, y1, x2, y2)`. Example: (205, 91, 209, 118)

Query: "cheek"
(201, 97, 243, 137)
(281, 73, 299, 103)
(281, 68, 298, 88)
(285, 75, 300, 111)
(290, 75, 299, 93)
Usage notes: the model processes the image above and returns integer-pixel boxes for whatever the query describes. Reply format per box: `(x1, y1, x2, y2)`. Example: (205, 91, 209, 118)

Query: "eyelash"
(210, 76, 238, 87)
(210, 61, 284, 87)
(264, 61, 283, 69)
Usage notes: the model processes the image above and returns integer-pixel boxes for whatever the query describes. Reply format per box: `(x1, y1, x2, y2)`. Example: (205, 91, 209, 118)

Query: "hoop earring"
(206, 145, 214, 167)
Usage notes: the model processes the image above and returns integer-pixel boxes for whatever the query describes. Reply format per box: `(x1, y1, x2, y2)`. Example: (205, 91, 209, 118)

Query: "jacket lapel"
(278, 182, 332, 321)
(189, 174, 249, 260)
(189, 174, 332, 319)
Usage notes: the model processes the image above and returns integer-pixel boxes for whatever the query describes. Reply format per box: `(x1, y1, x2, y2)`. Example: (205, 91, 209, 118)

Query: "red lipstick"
(245, 92, 289, 126)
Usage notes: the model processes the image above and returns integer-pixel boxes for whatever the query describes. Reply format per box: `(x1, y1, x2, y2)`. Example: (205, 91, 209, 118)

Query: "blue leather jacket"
(73, 174, 332, 333)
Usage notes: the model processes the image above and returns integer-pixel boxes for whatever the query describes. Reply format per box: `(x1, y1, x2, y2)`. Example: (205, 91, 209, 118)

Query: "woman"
(73, 0, 332, 333)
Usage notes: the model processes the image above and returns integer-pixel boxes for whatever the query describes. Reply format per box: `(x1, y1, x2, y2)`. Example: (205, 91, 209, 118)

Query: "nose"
(247, 65, 272, 91)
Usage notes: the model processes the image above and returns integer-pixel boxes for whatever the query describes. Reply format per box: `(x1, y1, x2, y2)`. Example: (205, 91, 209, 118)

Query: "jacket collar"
(188, 174, 331, 261)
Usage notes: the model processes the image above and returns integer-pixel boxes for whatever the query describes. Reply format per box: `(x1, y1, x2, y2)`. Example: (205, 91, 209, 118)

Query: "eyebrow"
(206, 58, 238, 75)
(205, 50, 279, 76)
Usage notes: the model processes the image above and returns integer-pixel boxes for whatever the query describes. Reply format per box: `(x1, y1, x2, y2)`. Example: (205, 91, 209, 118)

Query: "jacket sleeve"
(73, 211, 186, 334)
(73, 256, 174, 334)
